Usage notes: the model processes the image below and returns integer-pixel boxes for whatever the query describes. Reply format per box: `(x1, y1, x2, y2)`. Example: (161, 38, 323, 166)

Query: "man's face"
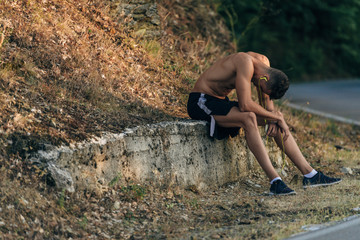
(255, 76, 271, 96)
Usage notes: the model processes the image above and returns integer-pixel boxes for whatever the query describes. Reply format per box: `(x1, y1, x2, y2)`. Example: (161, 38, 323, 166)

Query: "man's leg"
(255, 116, 314, 175)
(213, 107, 279, 181)
(273, 129, 313, 175)
(269, 121, 341, 188)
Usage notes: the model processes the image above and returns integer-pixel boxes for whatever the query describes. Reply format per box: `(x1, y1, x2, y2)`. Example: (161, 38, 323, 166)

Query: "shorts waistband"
(189, 92, 229, 101)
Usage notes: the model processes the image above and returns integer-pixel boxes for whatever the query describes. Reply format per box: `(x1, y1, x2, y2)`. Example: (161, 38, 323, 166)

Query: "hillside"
(0, 0, 233, 156)
(0, 1, 360, 239)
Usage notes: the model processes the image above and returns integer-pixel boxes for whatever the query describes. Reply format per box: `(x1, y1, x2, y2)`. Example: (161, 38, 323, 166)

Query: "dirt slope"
(0, 0, 233, 156)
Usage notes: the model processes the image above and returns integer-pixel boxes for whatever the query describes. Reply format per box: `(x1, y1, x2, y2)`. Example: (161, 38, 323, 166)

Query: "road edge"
(285, 102, 360, 126)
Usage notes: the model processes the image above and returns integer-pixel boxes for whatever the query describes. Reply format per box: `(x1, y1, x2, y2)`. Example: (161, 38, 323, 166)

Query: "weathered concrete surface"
(30, 120, 284, 192)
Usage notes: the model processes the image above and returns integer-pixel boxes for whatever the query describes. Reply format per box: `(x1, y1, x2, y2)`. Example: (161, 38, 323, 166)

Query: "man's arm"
(233, 53, 290, 139)
(233, 53, 279, 122)
(249, 53, 289, 137)
(257, 87, 275, 112)
(248, 52, 274, 111)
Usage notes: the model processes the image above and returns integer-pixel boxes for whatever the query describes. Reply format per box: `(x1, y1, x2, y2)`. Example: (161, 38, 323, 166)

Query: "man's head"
(263, 67, 289, 99)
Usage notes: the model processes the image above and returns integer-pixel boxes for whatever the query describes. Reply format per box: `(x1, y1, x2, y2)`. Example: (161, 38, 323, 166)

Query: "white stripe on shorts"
(210, 116, 215, 137)
(197, 93, 215, 137)
(197, 93, 212, 115)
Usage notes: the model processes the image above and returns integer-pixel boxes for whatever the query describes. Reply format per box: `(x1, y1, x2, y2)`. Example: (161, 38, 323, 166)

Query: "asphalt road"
(286, 215, 360, 240)
(284, 79, 360, 125)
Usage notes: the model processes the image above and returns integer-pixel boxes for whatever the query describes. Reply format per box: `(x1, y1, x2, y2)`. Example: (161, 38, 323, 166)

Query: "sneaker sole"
(303, 179, 342, 189)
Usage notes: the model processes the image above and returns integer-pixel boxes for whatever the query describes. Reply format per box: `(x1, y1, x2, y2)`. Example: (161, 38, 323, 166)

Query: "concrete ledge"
(30, 120, 283, 192)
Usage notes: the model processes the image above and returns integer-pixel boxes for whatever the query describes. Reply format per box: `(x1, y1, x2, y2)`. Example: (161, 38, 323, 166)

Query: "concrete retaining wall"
(30, 120, 283, 192)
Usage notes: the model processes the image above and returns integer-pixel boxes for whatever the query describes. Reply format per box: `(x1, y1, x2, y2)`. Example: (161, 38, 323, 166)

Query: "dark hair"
(265, 68, 289, 99)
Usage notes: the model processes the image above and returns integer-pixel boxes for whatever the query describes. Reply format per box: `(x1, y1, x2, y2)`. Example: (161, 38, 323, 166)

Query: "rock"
(65, 226, 75, 236)
(134, 29, 147, 37)
(112, 218, 123, 224)
(113, 201, 121, 210)
(50, 118, 57, 128)
(101, 232, 111, 239)
(340, 167, 353, 175)
(19, 214, 26, 224)
(132, 14, 144, 20)
(0, 221, 5, 227)
(246, 180, 255, 185)
(210, 234, 221, 239)
(352, 207, 360, 212)
(246, 180, 261, 188)
(47, 162, 75, 192)
(117, 0, 161, 39)
(281, 169, 288, 177)
(150, 17, 160, 26)
(138, 204, 146, 211)
(133, 4, 148, 14)
(181, 214, 189, 221)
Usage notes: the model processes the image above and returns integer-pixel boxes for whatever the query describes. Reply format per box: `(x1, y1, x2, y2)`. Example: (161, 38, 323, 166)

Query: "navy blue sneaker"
(270, 180, 296, 196)
(303, 171, 342, 189)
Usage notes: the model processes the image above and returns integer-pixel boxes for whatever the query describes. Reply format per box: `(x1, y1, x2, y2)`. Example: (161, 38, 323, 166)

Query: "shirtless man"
(187, 51, 341, 195)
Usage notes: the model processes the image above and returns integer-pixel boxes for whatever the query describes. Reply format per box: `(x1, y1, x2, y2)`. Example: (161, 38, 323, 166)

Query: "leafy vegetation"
(216, 0, 360, 81)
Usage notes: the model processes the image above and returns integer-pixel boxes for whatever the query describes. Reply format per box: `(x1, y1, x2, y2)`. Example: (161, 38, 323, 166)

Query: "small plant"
(166, 203, 175, 209)
(108, 172, 122, 187)
(78, 215, 88, 230)
(326, 120, 341, 136)
(187, 198, 199, 209)
(121, 184, 147, 201)
(124, 211, 135, 221)
(141, 40, 162, 59)
(57, 189, 66, 209)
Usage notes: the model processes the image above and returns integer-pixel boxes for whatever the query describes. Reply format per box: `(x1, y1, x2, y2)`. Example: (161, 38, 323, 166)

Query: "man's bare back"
(191, 52, 270, 99)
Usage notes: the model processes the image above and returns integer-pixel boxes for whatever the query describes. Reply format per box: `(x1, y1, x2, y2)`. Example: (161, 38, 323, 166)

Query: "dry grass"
(175, 177, 360, 240)
(0, 0, 233, 149)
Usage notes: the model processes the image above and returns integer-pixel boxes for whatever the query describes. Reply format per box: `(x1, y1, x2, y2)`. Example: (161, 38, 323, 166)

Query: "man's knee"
(242, 112, 257, 129)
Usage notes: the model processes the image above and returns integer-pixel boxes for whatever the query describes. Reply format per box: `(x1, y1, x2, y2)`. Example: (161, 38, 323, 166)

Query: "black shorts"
(187, 92, 240, 140)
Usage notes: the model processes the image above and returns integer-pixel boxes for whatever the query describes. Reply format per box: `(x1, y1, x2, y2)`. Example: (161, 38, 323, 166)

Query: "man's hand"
(274, 111, 290, 141)
(266, 123, 278, 137)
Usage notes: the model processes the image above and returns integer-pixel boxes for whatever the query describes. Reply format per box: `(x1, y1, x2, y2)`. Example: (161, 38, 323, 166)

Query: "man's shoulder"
(230, 52, 252, 59)
(226, 52, 254, 71)
(244, 51, 270, 66)
(228, 52, 253, 63)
